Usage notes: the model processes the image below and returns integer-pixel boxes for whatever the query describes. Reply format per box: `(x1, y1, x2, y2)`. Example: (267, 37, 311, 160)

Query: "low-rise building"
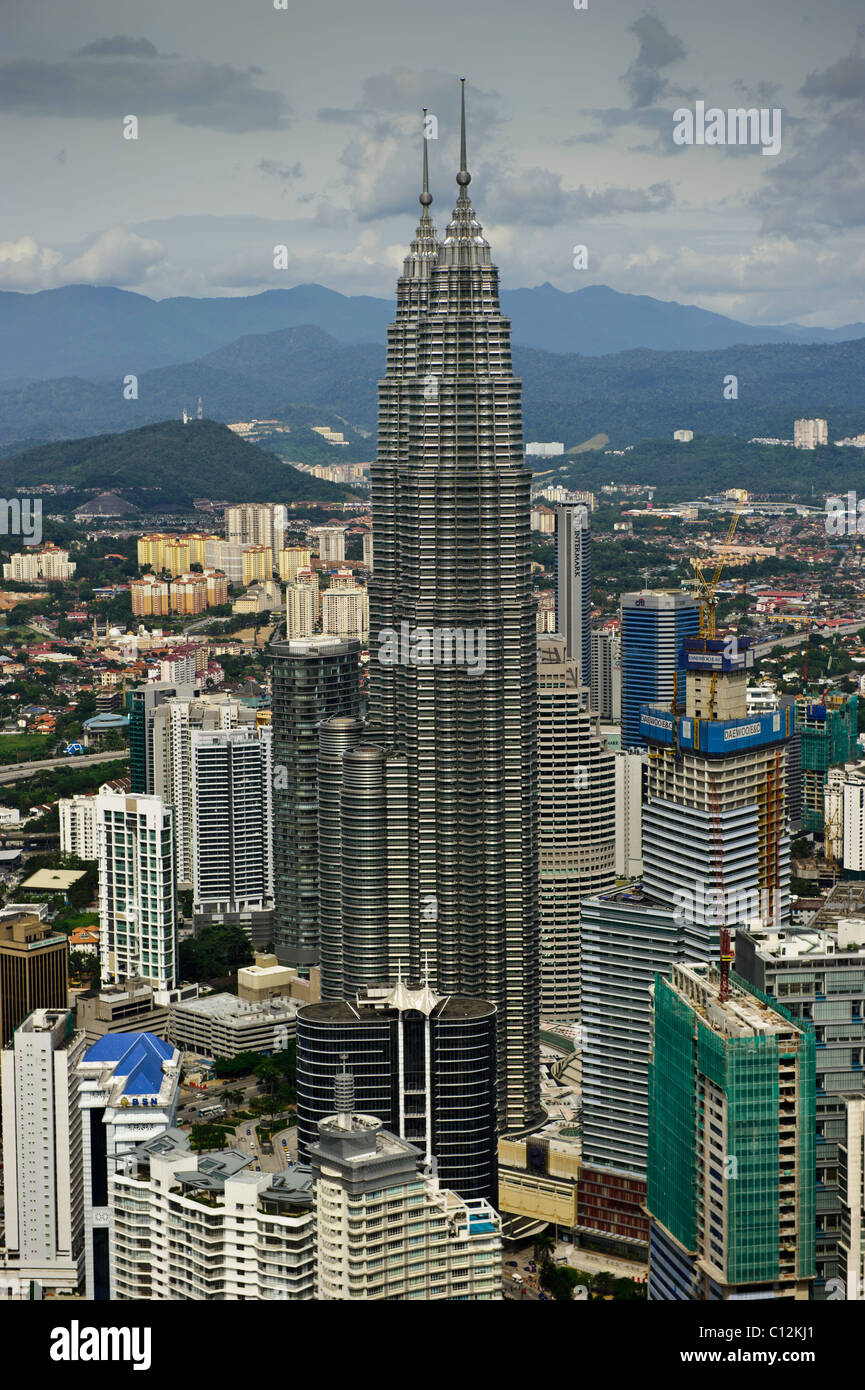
(169, 991, 297, 1059)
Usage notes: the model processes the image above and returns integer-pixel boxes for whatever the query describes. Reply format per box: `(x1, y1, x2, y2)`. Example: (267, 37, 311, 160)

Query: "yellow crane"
(691, 499, 745, 636)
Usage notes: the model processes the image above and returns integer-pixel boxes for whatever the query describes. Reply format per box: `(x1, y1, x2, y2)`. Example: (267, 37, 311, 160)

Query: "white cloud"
(0, 235, 62, 290)
(0, 226, 164, 291)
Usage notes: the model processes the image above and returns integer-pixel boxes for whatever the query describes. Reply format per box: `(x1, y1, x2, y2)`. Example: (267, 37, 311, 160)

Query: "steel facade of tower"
(359, 86, 541, 1131)
(555, 504, 592, 688)
(619, 591, 699, 751)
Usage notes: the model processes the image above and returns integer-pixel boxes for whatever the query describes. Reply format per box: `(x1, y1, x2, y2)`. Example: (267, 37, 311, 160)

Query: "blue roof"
(83, 1032, 174, 1096)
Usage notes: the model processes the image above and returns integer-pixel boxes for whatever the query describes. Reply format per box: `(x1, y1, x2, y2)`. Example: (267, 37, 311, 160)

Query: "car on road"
(246, 1128, 251, 1135)
(505, 1260, 518, 1267)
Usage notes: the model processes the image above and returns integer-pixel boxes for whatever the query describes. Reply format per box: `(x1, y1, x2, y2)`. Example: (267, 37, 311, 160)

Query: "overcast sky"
(2, 0, 865, 326)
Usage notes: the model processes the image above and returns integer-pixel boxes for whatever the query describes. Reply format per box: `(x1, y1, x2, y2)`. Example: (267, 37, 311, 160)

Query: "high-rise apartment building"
(190, 726, 273, 919)
(296, 979, 497, 1204)
(354, 88, 540, 1131)
(225, 502, 287, 561)
(794, 417, 828, 449)
(59, 793, 100, 859)
(279, 546, 312, 583)
(0, 911, 68, 1046)
(310, 526, 346, 565)
(309, 1105, 502, 1301)
(151, 691, 257, 887)
(826, 762, 865, 870)
(286, 574, 320, 637)
(537, 637, 615, 1018)
(96, 791, 177, 991)
(619, 590, 699, 750)
(77, 1032, 180, 1299)
(269, 635, 360, 966)
(128, 680, 198, 795)
(321, 582, 368, 641)
(591, 625, 621, 721)
(110, 1133, 316, 1300)
(647, 962, 815, 1301)
(555, 503, 592, 687)
(1, 1008, 87, 1296)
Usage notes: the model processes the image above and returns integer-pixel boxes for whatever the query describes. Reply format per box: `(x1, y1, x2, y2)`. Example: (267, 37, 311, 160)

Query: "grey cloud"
(76, 36, 160, 58)
(752, 107, 865, 233)
(259, 159, 303, 180)
(0, 52, 290, 131)
(625, 13, 687, 108)
(484, 168, 674, 224)
(800, 55, 865, 107)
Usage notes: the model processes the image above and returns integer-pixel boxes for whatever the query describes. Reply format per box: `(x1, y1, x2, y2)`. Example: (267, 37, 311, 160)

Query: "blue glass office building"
(620, 590, 699, 750)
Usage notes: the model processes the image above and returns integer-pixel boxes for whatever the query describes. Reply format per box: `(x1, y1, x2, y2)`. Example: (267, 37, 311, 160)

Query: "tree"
(179, 922, 254, 982)
(540, 1264, 585, 1301)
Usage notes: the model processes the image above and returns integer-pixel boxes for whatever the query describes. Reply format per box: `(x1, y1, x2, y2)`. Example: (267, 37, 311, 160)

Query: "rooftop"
(81, 1032, 178, 1100)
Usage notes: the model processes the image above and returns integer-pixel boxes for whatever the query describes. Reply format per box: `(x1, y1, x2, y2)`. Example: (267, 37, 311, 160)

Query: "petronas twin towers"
(320, 82, 541, 1131)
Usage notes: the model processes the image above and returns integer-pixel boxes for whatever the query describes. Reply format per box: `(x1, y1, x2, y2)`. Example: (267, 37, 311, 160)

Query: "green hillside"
(0, 419, 353, 508)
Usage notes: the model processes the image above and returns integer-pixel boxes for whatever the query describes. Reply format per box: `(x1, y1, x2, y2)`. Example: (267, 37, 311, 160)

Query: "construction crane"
(691, 499, 745, 636)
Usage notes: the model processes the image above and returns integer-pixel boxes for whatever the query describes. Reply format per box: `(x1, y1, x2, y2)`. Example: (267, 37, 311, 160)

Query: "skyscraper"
(555, 503, 592, 687)
(619, 590, 699, 750)
(96, 791, 178, 991)
(296, 979, 498, 1204)
(590, 625, 621, 721)
(354, 85, 541, 1132)
(0, 911, 68, 1046)
(1, 1008, 87, 1296)
(647, 962, 815, 1301)
(190, 726, 274, 930)
(269, 635, 361, 966)
(537, 636, 615, 1017)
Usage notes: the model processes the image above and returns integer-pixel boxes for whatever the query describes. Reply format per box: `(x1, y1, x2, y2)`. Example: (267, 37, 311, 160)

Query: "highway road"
(0, 749, 129, 785)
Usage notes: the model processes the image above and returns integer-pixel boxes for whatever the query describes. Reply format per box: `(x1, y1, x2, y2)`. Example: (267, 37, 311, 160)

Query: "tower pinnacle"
(457, 77, 471, 190)
(420, 109, 432, 209)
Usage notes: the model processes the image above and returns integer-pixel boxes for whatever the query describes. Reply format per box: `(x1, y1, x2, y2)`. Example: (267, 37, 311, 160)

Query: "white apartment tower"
(225, 502, 287, 560)
(0, 1008, 87, 1296)
(794, 418, 828, 449)
(59, 793, 100, 860)
(286, 575, 320, 638)
(321, 582, 369, 642)
(311, 526, 346, 564)
(96, 792, 178, 991)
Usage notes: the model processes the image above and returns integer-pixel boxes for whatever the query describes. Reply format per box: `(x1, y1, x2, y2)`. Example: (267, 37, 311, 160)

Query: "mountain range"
(1, 323, 864, 455)
(2, 281, 863, 388)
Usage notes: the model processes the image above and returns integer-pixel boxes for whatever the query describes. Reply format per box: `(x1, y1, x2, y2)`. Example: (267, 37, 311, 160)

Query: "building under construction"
(796, 692, 859, 835)
(647, 961, 815, 1300)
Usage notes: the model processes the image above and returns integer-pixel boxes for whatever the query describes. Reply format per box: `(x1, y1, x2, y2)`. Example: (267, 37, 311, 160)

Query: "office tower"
(311, 526, 346, 564)
(578, 635, 789, 1251)
(225, 502, 287, 560)
(111, 1133, 316, 1300)
(787, 726, 803, 834)
(269, 635, 361, 966)
(614, 748, 646, 878)
(296, 979, 497, 1204)
(795, 693, 859, 834)
(555, 503, 591, 686)
(77, 1032, 180, 1300)
(128, 680, 198, 794)
(308, 1101, 502, 1300)
(151, 691, 256, 888)
(321, 582, 369, 641)
(286, 575, 320, 637)
(537, 637, 615, 1018)
(317, 714, 366, 996)
(359, 88, 540, 1132)
(1, 1008, 87, 1296)
(590, 625, 621, 721)
(190, 727, 273, 926)
(647, 962, 815, 1301)
(737, 892, 865, 1296)
(794, 417, 828, 449)
(96, 791, 178, 991)
(619, 590, 699, 750)
(0, 911, 68, 1046)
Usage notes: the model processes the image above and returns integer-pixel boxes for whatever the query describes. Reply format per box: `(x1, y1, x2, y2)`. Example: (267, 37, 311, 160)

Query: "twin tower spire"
(419, 77, 471, 222)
